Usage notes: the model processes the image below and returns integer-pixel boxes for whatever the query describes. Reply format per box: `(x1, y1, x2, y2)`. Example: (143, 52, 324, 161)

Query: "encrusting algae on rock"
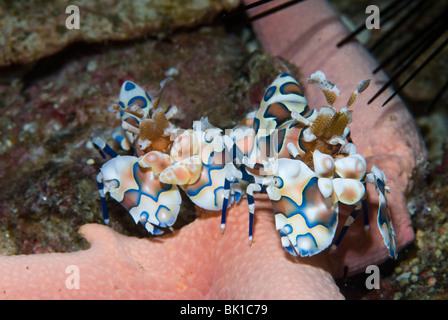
(0, 0, 241, 65)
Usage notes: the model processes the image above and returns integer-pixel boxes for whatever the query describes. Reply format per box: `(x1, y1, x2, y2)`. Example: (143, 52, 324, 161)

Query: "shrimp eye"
(274, 176, 283, 188)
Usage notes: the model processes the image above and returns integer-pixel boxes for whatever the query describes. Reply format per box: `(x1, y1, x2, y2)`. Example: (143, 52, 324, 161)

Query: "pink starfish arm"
(0, 197, 342, 299)
(245, 0, 427, 276)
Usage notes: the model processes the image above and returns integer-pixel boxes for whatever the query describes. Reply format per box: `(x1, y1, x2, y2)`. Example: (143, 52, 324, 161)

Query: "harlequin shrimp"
(92, 71, 397, 259)
(93, 78, 182, 235)
(222, 71, 396, 258)
(93, 77, 239, 235)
